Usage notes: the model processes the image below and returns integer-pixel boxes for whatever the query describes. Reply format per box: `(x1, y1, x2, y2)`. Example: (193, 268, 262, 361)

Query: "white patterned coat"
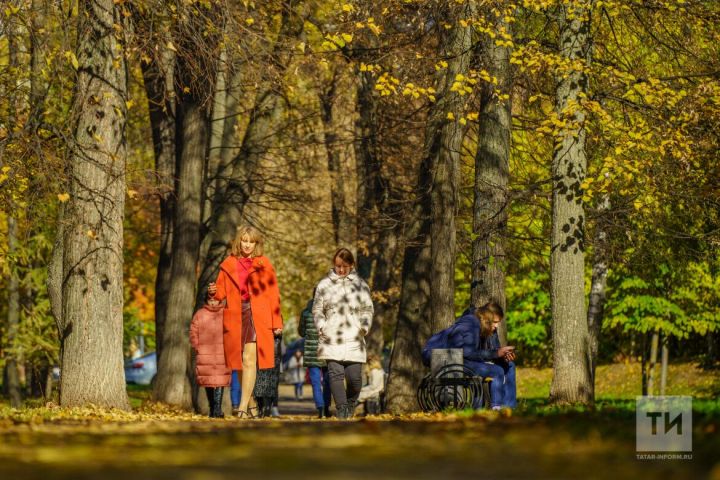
(313, 269, 374, 363)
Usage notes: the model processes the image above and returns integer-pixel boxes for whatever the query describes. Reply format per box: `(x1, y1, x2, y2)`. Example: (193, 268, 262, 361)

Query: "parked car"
(124, 351, 157, 385)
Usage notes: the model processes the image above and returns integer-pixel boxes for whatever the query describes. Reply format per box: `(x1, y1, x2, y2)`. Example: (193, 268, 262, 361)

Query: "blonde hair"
(477, 308, 497, 339)
(231, 225, 264, 257)
(367, 354, 382, 370)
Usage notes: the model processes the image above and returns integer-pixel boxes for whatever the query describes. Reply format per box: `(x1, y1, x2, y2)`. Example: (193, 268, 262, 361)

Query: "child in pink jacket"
(190, 298, 231, 417)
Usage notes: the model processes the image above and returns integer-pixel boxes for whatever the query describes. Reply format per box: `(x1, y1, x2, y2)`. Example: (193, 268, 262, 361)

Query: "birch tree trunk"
(51, 0, 130, 408)
(587, 195, 610, 388)
(471, 10, 512, 345)
(549, 1, 594, 405)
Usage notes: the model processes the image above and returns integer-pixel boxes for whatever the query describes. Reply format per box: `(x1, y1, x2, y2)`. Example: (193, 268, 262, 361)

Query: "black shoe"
(324, 406, 331, 418)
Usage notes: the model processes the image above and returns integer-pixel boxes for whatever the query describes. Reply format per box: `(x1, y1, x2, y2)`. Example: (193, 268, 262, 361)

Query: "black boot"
(205, 388, 215, 418)
(317, 407, 324, 419)
(255, 397, 265, 418)
(262, 397, 273, 418)
(324, 406, 331, 418)
(213, 387, 225, 418)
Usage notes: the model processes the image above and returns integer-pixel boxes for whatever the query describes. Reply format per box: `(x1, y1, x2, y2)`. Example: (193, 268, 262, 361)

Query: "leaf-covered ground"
(0, 363, 718, 480)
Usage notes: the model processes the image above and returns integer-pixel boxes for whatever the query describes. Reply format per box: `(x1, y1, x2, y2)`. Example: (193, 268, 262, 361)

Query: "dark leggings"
(327, 360, 362, 407)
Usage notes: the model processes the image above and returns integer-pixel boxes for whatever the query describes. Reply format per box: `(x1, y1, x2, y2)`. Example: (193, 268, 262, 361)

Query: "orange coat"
(213, 255, 283, 370)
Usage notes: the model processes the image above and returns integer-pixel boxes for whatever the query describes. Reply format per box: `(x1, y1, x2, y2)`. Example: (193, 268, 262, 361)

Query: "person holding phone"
(447, 302, 517, 409)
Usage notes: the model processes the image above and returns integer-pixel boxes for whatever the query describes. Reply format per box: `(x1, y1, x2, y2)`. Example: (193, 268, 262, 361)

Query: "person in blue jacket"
(447, 302, 517, 409)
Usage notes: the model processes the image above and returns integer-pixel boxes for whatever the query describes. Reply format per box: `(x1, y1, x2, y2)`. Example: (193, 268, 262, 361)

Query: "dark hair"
(333, 247, 355, 266)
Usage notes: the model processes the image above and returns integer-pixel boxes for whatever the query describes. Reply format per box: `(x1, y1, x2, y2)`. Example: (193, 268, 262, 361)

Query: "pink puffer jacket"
(190, 303, 231, 387)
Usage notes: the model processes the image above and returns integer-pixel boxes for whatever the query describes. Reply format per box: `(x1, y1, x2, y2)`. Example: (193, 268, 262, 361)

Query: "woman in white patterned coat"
(313, 248, 374, 419)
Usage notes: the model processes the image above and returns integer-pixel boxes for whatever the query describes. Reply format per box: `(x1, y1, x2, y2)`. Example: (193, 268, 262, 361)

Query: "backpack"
(421, 324, 456, 367)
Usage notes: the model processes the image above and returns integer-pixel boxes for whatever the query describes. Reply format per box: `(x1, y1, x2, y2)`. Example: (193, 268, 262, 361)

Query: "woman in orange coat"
(208, 226, 283, 418)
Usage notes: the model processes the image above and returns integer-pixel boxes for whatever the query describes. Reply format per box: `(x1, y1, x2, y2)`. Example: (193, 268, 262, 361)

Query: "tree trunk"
(355, 67, 380, 281)
(353, 65, 400, 360)
(587, 195, 610, 388)
(197, 4, 305, 295)
(321, 71, 355, 247)
(29, 0, 46, 120)
(428, 3, 475, 332)
(646, 330, 659, 396)
(471, 11, 512, 345)
(660, 335, 669, 396)
(4, 12, 23, 409)
(53, 0, 130, 409)
(549, 1, 594, 405)
(153, 90, 209, 408)
(385, 196, 432, 414)
(5, 215, 23, 408)
(140, 42, 176, 360)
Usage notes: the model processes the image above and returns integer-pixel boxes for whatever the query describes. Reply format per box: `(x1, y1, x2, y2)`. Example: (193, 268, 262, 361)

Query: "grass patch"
(517, 361, 720, 400)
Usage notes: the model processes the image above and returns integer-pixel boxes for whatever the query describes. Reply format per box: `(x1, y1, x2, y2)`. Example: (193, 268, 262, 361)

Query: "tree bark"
(660, 335, 669, 396)
(587, 195, 610, 388)
(140, 40, 176, 360)
(54, 0, 130, 409)
(646, 330, 659, 396)
(5, 215, 23, 408)
(385, 193, 432, 414)
(153, 52, 212, 407)
(353, 65, 400, 360)
(197, 3, 305, 296)
(321, 71, 355, 247)
(471, 10, 512, 345)
(30, 0, 47, 118)
(355, 69, 379, 281)
(549, 1, 594, 405)
(4, 10, 23, 409)
(428, 3, 475, 332)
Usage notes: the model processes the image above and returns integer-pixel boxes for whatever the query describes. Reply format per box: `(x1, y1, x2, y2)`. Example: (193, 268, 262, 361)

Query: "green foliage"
(506, 270, 552, 366)
(606, 261, 720, 340)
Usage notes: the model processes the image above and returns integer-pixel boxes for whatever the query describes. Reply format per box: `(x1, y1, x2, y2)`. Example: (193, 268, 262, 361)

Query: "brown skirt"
(241, 301, 257, 344)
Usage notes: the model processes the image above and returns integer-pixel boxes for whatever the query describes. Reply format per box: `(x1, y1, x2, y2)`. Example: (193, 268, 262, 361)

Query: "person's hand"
(504, 351, 516, 362)
(207, 282, 217, 297)
(273, 328, 283, 336)
(497, 346, 514, 358)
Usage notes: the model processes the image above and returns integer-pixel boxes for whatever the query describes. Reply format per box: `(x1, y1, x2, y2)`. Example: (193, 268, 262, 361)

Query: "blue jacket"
(422, 308, 501, 366)
(446, 310, 500, 363)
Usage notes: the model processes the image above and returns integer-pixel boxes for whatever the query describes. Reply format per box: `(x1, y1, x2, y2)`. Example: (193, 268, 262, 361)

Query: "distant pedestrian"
(286, 350, 305, 400)
(299, 296, 331, 418)
(190, 298, 231, 418)
(313, 248, 374, 419)
(358, 354, 385, 415)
